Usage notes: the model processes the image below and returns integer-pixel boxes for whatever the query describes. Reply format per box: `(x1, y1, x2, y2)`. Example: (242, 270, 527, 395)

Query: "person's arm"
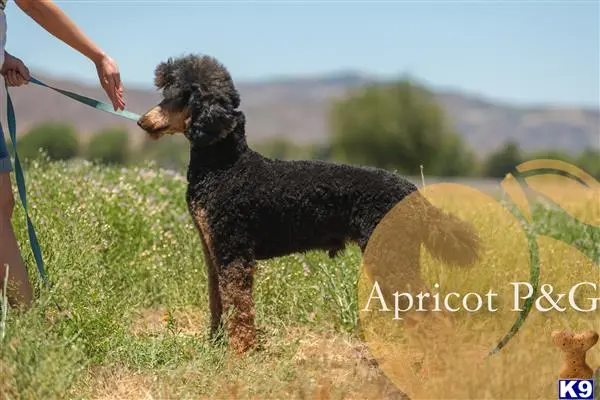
(13, 0, 125, 110)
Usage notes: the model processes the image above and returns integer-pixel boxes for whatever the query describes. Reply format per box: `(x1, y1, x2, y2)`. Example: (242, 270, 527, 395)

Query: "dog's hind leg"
(219, 260, 256, 355)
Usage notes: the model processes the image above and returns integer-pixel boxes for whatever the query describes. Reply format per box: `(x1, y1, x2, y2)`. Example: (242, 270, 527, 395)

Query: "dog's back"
(242, 153, 419, 259)
(190, 147, 478, 267)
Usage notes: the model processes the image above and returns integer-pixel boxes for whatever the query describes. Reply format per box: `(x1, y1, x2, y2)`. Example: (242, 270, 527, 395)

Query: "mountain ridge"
(6, 70, 599, 155)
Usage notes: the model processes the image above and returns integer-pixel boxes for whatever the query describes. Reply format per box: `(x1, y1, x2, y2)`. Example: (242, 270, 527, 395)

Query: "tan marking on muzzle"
(138, 106, 190, 138)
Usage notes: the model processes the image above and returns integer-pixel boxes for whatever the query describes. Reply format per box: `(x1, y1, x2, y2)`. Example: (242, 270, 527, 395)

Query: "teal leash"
(28, 77, 141, 122)
(5, 76, 140, 299)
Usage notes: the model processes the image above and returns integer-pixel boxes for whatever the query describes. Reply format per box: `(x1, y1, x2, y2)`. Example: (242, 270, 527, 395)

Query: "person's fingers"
(104, 73, 120, 111)
(97, 64, 125, 111)
(21, 67, 30, 81)
(14, 70, 27, 86)
(109, 73, 125, 111)
(7, 70, 14, 86)
(113, 72, 121, 92)
(7, 70, 18, 86)
(115, 90, 125, 110)
(4, 71, 13, 86)
(17, 63, 31, 81)
(107, 74, 121, 111)
(113, 73, 125, 110)
(112, 91, 124, 110)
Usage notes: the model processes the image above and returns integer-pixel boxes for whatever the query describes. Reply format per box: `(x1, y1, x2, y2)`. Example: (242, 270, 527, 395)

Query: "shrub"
(16, 123, 79, 161)
(87, 128, 130, 165)
(482, 141, 523, 178)
(576, 149, 600, 179)
(329, 77, 474, 176)
(253, 137, 319, 160)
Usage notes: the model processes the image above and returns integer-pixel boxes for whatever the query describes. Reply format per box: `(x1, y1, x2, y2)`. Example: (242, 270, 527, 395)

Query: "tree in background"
(309, 143, 333, 161)
(252, 137, 331, 161)
(527, 149, 575, 164)
(17, 122, 79, 162)
(438, 133, 479, 177)
(253, 137, 307, 160)
(87, 128, 130, 165)
(576, 149, 600, 179)
(482, 141, 523, 178)
(329, 77, 475, 176)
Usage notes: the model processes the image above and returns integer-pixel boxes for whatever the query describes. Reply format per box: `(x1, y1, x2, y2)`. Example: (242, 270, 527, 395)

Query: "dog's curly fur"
(138, 54, 481, 354)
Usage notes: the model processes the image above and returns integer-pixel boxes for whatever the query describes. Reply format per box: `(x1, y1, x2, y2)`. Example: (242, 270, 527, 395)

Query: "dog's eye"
(160, 95, 188, 110)
(163, 85, 191, 100)
(171, 97, 189, 108)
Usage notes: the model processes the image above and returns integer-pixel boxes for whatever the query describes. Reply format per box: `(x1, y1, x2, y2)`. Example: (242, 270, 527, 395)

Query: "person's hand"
(95, 53, 125, 111)
(1, 52, 30, 87)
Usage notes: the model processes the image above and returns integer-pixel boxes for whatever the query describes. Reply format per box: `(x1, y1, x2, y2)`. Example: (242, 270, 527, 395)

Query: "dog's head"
(138, 54, 242, 146)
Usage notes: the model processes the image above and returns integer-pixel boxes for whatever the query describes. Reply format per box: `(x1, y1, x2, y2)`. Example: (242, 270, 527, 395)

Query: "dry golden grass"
(359, 179, 599, 399)
(129, 307, 206, 338)
(74, 328, 409, 400)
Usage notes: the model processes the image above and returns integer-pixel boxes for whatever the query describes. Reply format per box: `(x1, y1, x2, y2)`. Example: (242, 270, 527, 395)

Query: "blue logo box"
(558, 380, 594, 400)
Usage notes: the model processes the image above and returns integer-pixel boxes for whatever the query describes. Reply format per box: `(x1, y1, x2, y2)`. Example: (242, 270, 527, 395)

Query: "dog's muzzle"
(137, 115, 165, 136)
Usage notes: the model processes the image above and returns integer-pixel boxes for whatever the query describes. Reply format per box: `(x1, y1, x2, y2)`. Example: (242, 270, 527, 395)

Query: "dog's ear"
(154, 58, 176, 89)
(188, 90, 233, 146)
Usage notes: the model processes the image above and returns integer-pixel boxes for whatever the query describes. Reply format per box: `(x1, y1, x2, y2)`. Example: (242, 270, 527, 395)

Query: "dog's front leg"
(219, 261, 256, 354)
(200, 238, 223, 337)
(190, 206, 224, 338)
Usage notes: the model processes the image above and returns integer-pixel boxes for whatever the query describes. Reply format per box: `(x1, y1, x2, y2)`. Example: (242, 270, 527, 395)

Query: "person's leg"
(0, 170, 33, 309)
(0, 7, 31, 308)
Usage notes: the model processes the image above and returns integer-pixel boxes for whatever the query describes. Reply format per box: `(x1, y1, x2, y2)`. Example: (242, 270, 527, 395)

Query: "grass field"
(1, 158, 598, 399)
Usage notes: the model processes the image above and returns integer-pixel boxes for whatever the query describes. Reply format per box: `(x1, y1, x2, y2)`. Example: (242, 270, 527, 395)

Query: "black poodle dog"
(137, 54, 480, 354)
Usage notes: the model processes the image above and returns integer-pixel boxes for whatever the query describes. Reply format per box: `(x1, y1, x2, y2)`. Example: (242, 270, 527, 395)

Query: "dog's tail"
(418, 195, 480, 267)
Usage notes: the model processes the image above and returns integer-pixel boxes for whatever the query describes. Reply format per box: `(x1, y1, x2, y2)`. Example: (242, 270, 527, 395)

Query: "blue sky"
(4, 0, 599, 107)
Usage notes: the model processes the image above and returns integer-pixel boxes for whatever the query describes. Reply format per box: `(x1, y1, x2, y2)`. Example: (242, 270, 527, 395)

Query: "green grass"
(1, 158, 598, 399)
(1, 158, 388, 400)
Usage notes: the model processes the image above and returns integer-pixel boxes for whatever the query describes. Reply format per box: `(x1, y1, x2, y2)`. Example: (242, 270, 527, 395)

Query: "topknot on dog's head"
(153, 54, 240, 109)
(154, 58, 176, 90)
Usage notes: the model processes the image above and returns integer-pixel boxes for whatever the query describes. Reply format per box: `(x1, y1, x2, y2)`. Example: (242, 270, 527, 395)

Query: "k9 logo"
(558, 380, 594, 400)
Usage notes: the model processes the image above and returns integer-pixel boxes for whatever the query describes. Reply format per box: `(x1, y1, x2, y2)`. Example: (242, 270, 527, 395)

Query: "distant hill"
(7, 71, 599, 155)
